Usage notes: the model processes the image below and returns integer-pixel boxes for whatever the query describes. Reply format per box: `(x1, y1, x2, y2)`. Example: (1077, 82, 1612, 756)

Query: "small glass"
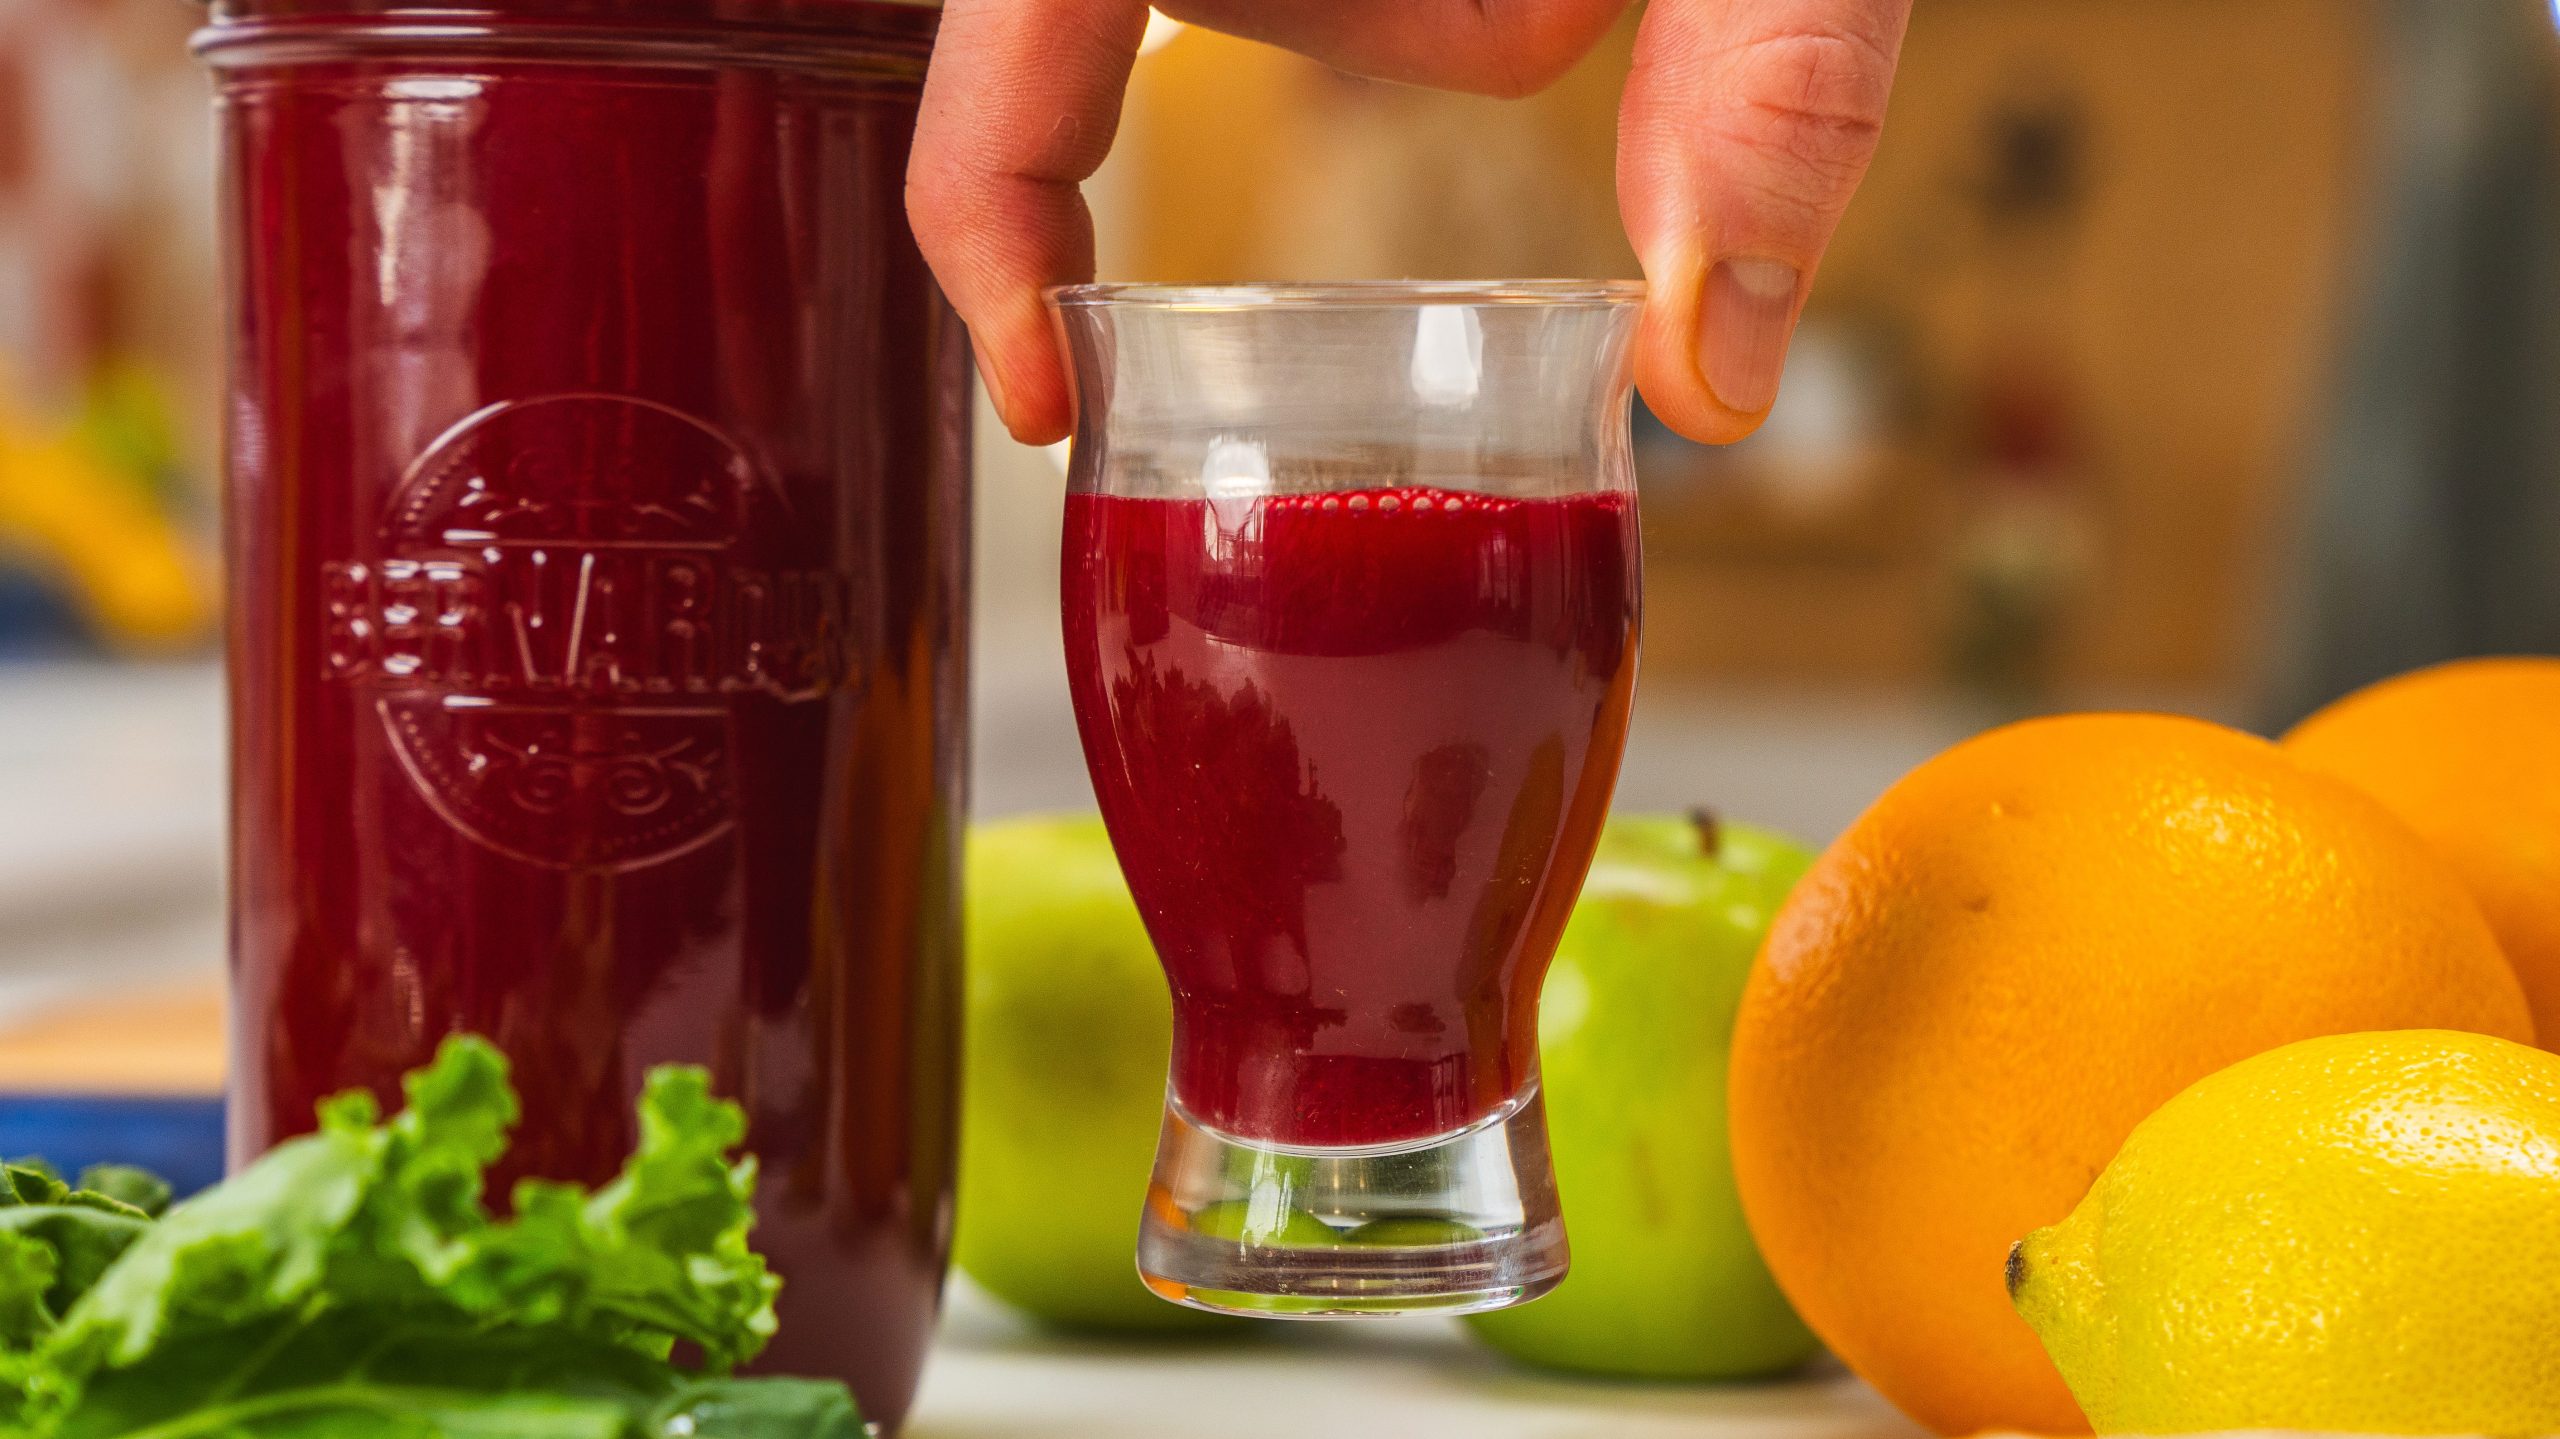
(1054, 281, 1644, 1317)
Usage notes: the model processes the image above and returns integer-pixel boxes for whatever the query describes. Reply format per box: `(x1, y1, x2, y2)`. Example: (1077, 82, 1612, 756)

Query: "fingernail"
(1697, 257, 1802, 415)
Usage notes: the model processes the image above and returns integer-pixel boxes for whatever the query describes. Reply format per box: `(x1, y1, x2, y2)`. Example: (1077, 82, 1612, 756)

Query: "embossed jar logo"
(322, 395, 853, 870)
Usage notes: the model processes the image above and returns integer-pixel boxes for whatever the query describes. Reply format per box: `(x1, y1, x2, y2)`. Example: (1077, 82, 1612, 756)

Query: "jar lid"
(198, 0, 935, 8)
(196, 0, 941, 63)
(196, 0, 940, 27)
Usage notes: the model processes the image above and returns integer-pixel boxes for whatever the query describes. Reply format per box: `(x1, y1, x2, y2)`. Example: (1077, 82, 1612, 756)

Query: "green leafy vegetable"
(0, 1165, 159, 1352)
(650, 1379, 864, 1439)
(0, 1038, 859, 1439)
(67, 1174, 167, 1223)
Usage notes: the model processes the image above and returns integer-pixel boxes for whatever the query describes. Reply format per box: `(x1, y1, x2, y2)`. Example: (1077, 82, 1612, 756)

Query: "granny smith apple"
(955, 815, 1233, 1332)
(1466, 811, 1823, 1379)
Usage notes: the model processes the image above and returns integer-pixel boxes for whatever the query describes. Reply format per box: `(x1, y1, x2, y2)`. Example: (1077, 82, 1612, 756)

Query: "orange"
(2284, 657, 2560, 1043)
(1727, 713, 2531, 1436)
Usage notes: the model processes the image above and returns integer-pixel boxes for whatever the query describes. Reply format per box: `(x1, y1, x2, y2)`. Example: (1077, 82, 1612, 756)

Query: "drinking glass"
(1055, 281, 1643, 1316)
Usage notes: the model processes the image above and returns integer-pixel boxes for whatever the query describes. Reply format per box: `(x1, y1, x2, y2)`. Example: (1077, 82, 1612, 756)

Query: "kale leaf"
(0, 1038, 858, 1439)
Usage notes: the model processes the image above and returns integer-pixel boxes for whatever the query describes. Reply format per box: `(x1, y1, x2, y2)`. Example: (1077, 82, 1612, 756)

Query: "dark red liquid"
(210, 9, 966, 1428)
(1063, 488, 1638, 1149)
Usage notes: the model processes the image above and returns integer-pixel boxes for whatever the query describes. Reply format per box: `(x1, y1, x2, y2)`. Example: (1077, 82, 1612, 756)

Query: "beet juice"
(200, 5, 967, 1425)
(1053, 282, 1642, 1317)
(1064, 488, 1638, 1148)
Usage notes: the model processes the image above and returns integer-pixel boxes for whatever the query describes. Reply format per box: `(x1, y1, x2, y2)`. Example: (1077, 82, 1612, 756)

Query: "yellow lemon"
(2010, 1029, 2560, 1433)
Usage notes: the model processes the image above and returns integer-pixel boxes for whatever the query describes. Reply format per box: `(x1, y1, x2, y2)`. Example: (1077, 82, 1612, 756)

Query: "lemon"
(2009, 1029, 2560, 1433)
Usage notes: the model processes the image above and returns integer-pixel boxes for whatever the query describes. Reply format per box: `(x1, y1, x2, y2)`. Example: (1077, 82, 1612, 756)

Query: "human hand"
(906, 0, 1911, 446)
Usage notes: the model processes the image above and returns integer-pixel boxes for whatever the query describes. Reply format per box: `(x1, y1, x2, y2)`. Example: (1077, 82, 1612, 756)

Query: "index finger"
(906, 0, 1149, 445)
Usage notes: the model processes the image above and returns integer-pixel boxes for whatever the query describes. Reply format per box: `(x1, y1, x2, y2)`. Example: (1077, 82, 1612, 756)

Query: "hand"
(906, 0, 1912, 446)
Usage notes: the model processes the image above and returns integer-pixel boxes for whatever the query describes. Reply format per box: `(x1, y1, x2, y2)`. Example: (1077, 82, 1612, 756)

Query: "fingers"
(1159, 0, 1629, 98)
(910, 0, 1906, 445)
(907, 0, 1150, 444)
(1618, 0, 1911, 443)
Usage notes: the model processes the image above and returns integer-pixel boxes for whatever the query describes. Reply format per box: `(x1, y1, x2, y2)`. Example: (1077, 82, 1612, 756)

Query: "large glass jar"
(197, 3, 968, 1426)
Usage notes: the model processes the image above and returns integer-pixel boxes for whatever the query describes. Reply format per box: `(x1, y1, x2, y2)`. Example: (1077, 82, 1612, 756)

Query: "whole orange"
(2284, 657, 2560, 1043)
(1727, 713, 2531, 1436)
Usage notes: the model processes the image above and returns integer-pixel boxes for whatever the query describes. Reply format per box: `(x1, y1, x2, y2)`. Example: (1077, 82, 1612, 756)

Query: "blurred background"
(0, 0, 2556, 1042)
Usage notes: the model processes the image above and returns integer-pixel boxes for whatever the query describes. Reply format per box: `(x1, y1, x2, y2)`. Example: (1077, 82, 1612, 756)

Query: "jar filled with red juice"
(196, 3, 969, 1426)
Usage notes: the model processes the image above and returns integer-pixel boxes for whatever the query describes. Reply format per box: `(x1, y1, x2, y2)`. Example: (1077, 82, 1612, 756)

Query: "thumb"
(1618, 0, 1911, 443)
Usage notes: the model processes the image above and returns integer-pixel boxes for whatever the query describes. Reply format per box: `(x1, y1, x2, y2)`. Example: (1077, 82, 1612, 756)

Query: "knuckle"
(905, 151, 1074, 262)
(901, 173, 1015, 282)
(902, 170, 969, 258)
(1718, 26, 1896, 190)
(1009, 109, 1110, 187)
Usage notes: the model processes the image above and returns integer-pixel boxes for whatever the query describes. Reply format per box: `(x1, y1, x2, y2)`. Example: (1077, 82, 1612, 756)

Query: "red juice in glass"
(201, 4, 967, 1426)
(1063, 487, 1638, 1149)
(1053, 281, 1643, 1317)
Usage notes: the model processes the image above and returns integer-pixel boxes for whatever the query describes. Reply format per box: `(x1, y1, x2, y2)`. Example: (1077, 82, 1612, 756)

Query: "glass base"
(1135, 1084, 1568, 1319)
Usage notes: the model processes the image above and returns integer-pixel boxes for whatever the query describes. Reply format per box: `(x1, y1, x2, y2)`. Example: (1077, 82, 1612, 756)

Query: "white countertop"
(0, 662, 224, 1019)
(912, 1282, 1920, 1439)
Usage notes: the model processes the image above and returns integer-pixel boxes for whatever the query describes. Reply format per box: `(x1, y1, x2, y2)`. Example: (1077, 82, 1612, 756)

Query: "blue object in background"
(0, 568, 93, 658)
(0, 1094, 225, 1196)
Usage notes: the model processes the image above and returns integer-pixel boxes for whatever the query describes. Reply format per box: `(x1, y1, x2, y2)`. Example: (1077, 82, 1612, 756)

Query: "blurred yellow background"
(0, 0, 216, 658)
(1105, 4, 2367, 692)
(979, 2, 2559, 728)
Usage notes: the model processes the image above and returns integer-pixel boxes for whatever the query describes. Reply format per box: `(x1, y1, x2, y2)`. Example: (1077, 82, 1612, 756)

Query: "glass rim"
(1048, 280, 1645, 311)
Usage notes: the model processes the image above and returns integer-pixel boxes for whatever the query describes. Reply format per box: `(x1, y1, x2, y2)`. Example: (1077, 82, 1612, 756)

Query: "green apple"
(954, 815, 1234, 1332)
(1466, 811, 1823, 1379)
